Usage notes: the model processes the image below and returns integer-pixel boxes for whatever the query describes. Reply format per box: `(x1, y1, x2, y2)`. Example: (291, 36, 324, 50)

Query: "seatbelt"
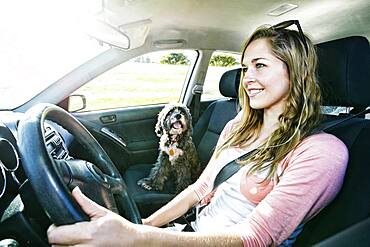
(212, 149, 255, 190)
(182, 149, 255, 223)
(191, 84, 203, 124)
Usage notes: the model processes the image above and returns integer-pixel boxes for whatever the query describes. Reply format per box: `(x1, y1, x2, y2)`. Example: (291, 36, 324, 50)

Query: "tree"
(160, 53, 190, 65)
(209, 55, 237, 67)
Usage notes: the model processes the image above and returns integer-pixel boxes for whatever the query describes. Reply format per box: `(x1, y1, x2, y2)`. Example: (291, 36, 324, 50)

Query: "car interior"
(0, 0, 369, 246)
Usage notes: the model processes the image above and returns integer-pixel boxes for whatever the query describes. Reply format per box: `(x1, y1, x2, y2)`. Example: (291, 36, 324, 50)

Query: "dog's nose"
(174, 113, 181, 120)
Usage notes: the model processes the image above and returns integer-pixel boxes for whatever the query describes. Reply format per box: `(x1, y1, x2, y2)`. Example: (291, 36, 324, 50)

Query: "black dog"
(137, 103, 200, 194)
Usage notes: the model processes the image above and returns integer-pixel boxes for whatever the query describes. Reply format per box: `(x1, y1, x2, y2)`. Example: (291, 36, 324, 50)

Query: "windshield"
(0, 0, 108, 110)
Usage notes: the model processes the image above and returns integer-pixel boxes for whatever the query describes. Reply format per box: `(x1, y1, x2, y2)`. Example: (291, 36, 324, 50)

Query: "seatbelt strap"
(185, 149, 255, 222)
(212, 149, 255, 190)
(191, 84, 203, 124)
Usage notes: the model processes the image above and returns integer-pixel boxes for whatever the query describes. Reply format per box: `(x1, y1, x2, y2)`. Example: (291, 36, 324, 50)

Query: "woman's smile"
(247, 87, 264, 97)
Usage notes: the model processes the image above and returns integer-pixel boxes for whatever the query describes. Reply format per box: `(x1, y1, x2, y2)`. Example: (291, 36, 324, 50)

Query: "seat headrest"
(317, 36, 370, 107)
(219, 68, 241, 98)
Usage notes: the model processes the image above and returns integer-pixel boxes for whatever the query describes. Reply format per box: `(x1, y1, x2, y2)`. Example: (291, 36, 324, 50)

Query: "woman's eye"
(242, 67, 248, 73)
(256, 63, 265, 69)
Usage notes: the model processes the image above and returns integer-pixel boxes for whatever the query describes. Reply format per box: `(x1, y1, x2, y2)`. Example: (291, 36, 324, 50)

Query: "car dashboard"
(0, 110, 75, 246)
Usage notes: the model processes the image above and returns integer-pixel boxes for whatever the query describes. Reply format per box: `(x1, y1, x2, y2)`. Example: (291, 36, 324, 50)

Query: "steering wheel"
(17, 103, 141, 226)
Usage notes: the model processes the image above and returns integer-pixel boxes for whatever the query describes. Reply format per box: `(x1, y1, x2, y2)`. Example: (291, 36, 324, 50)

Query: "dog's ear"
(183, 105, 193, 135)
(155, 122, 163, 137)
(155, 105, 171, 137)
(183, 105, 192, 124)
(155, 110, 164, 137)
(181, 104, 193, 136)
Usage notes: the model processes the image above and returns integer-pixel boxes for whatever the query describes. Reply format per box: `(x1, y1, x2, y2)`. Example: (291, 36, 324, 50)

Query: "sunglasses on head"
(271, 20, 309, 54)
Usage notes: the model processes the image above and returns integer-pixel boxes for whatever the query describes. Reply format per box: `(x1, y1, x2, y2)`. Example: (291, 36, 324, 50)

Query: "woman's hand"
(47, 187, 244, 247)
(47, 187, 141, 247)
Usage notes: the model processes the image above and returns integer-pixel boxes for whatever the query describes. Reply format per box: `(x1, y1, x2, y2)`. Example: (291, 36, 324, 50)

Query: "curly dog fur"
(137, 103, 200, 194)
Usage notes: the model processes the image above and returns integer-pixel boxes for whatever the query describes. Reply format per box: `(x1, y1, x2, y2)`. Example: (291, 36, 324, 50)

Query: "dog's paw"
(137, 178, 153, 191)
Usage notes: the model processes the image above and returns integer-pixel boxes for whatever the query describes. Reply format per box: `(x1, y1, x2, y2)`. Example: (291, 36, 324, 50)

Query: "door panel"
(73, 104, 164, 174)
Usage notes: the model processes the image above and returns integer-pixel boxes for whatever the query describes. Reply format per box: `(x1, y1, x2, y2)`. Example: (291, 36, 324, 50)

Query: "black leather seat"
(123, 68, 241, 217)
(295, 36, 370, 246)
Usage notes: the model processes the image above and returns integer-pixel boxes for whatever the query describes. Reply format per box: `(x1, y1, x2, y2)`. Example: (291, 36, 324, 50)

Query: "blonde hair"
(215, 25, 322, 180)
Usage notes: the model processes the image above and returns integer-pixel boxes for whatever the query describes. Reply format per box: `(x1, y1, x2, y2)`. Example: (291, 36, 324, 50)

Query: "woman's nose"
(243, 73, 256, 84)
(243, 69, 256, 82)
(246, 78, 256, 84)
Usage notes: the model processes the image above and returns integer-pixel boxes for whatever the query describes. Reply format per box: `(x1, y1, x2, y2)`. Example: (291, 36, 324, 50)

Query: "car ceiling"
(100, 0, 370, 52)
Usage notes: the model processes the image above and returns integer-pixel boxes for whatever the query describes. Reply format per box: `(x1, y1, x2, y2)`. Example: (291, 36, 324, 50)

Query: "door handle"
(100, 127, 127, 147)
(100, 115, 116, 124)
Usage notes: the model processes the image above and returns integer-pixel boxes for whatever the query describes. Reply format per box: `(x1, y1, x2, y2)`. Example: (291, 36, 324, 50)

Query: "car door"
(64, 50, 199, 175)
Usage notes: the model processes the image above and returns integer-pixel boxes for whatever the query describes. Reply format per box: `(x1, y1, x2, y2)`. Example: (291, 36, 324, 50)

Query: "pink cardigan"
(192, 118, 349, 246)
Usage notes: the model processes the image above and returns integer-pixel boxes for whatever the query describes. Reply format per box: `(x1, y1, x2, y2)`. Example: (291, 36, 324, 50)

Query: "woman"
(47, 22, 348, 246)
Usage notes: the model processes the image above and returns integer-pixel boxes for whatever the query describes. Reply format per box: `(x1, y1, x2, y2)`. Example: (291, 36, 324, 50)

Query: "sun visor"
(84, 18, 151, 50)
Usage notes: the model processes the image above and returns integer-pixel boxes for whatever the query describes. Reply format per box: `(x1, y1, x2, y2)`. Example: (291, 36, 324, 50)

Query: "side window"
(201, 51, 241, 101)
(69, 50, 197, 112)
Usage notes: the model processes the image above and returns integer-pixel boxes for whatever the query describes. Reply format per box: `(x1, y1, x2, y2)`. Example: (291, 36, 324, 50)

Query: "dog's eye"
(181, 110, 188, 116)
(165, 111, 173, 118)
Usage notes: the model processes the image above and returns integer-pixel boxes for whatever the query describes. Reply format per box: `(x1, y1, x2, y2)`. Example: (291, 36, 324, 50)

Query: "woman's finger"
(71, 187, 109, 219)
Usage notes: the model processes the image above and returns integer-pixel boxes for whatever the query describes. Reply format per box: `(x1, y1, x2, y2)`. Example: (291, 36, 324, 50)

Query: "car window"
(69, 50, 198, 112)
(201, 51, 241, 101)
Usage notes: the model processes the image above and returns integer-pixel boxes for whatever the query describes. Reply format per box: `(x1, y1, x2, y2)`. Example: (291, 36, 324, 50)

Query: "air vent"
(45, 128, 69, 160)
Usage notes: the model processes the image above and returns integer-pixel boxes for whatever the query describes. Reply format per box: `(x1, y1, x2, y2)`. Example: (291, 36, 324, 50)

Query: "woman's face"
(242, 38, 290, 115)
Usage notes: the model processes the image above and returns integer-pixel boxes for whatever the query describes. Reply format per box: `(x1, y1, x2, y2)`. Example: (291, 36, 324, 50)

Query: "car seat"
(294, 36, 370, 246)
(123, 68, 241, 217)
